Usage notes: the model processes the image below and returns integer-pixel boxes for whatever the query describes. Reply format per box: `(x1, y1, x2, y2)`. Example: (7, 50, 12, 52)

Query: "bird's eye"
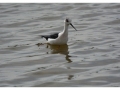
(66, 19, 69, 22)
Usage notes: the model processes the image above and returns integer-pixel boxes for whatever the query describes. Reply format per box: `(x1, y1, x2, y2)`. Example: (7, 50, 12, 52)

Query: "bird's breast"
(58, 32, 68, 41)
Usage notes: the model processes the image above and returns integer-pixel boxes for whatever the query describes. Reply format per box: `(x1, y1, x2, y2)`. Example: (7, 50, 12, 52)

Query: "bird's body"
(47, 31, 68, 45)
(41, 18, 77, 45)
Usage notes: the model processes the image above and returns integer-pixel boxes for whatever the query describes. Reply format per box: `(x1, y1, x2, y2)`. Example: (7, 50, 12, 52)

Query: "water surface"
(0, 3, 120, 87)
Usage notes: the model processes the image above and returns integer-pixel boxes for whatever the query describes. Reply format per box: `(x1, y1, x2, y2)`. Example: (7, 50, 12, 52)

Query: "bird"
(41, 18, 77, 45)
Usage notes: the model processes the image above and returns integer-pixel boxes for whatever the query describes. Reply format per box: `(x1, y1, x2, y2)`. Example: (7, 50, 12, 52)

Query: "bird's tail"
(41, 35, 48, 40)
(41, 35, 44, 38)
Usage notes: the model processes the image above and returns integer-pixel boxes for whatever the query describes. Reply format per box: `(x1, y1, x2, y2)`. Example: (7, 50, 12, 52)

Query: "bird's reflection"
(46, 44, 72, 63)
(36, 43, 74, 80)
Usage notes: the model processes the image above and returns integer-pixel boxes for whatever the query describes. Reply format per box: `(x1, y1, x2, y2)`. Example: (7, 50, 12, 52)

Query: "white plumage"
(41, 18, 77, 45)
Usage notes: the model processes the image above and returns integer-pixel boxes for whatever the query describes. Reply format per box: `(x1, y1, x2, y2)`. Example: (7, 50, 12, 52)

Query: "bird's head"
(64, 18, 71, 25)
(64, 18, 77, 31)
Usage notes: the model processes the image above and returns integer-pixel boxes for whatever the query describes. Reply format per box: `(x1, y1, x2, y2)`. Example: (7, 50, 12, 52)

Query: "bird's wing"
(41, 33, 59, 41)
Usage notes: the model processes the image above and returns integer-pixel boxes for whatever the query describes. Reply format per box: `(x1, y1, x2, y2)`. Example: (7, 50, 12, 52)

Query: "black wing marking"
(41, 33, 59, 41)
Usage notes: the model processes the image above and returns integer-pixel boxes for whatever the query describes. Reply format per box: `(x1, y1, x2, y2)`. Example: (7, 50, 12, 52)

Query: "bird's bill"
(70, 23, 77, 31)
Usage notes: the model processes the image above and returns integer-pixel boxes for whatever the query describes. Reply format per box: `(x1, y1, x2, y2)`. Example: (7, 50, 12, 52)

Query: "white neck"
(63, 23, 69, 34)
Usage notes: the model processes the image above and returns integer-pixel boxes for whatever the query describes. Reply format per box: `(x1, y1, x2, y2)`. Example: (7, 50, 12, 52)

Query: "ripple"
(104, 4, 120, 9)
(57, 6, 73, 11)
(77, 6, 94, 10)
(0, 3, 120, 87)
(104, 19, 120, 25)
(40, 16, 62, 21)
(81, 13, 102, 18)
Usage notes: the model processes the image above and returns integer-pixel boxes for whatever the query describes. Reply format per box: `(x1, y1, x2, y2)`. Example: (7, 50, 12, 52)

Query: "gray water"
(0, 3, 120, 87)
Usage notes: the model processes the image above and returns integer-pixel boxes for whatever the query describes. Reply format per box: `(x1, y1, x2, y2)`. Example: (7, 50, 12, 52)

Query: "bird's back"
(41, 33, 59, 41)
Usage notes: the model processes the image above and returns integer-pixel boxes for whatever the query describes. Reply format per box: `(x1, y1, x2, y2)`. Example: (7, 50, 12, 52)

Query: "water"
(0, 3, 120, 87)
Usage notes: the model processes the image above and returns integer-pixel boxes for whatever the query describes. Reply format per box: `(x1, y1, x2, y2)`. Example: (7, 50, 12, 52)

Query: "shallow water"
(0, 3, 120, 87)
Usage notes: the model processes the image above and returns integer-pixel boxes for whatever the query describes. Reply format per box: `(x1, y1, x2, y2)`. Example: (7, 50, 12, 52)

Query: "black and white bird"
(41, 18, 77, 45)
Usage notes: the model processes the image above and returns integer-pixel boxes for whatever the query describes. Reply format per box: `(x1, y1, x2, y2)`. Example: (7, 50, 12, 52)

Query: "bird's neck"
(63, 23, 69, 34)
